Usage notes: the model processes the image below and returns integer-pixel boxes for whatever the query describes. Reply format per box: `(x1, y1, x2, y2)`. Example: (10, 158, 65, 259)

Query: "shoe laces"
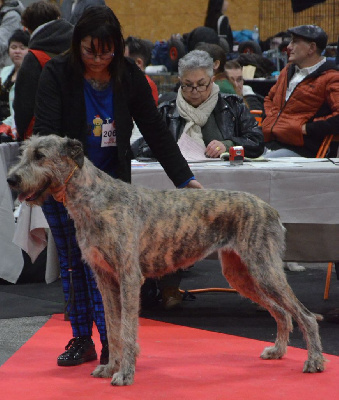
(64, 337, 88, 351)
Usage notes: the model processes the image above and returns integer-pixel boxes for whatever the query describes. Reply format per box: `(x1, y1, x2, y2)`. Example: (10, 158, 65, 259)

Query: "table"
(131, 158, 339, 262)
(0, 142, 59, 283)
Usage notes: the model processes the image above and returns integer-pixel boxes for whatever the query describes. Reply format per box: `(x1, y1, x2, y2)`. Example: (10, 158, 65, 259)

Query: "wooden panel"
(106, 0, 260, 42)
(102, 0, 337, 44)
(260, 0, 338, 43)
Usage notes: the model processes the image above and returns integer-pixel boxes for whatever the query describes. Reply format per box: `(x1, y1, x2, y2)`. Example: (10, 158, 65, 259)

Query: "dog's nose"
(7, 175, 21, 187)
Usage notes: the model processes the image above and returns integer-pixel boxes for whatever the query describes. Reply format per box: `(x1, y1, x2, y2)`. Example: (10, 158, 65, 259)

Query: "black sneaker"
(57, 337, 97, 366)
(100, 342, 109, 364)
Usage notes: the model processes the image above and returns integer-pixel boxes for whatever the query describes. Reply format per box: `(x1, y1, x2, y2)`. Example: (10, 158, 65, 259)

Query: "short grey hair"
(178, 50, 214, 78)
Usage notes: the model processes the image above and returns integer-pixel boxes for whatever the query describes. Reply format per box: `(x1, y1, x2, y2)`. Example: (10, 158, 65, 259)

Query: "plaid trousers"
(42, 197, 107, 343)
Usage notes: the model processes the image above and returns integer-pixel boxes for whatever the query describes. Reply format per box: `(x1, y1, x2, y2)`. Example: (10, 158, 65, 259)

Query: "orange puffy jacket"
(262, 60, 339, 152)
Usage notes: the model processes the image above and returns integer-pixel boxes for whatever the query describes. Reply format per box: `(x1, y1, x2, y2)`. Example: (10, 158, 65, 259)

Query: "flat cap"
(287, 25, 328, 50)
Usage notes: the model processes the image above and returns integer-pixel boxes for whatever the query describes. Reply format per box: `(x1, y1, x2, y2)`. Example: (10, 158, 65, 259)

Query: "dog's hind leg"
(219, 249, 293, 360)
(260, 282, 324, 372)
(220, 249, 324, 372)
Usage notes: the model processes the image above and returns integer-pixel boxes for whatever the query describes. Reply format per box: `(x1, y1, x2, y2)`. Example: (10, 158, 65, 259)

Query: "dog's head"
(7, 135, 85, 206)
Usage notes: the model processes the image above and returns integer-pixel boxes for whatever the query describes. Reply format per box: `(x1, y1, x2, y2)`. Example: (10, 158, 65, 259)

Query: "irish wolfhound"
(7, 135, 325, 386)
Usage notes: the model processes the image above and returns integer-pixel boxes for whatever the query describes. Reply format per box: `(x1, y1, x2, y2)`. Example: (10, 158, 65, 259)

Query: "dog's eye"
(34, 150, 45, 160)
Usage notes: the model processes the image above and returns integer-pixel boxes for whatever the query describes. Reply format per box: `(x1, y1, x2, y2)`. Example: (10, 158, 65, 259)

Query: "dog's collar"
(63, 164, 79, 206)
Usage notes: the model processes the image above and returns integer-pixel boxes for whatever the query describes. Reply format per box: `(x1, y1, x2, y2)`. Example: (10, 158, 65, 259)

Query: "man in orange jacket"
(262, 25, 339, 158)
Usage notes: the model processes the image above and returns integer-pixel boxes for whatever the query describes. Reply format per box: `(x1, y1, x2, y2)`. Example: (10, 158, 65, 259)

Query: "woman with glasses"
(159, 50, 264, 159)
(33, 6, 202, 368)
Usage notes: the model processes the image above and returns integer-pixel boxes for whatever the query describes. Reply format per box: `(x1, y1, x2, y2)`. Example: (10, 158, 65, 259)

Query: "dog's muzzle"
(7, 174, 51, 202)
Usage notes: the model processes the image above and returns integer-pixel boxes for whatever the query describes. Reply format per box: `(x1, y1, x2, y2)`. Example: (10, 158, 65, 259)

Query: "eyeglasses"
(180, 79, 212, 93)
(81, 47, 115, 60)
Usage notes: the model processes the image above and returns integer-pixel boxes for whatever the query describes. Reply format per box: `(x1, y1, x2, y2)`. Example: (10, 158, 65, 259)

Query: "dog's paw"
(283, 262, 306, 272)
(303, 357, 325, 373)
(91, 364, 115, 379)
(111, 370, 135, 386)
(260, 346, 284, 360)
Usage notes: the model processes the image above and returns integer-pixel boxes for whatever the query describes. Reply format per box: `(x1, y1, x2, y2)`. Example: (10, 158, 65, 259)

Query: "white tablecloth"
(131, 158, 339, 262)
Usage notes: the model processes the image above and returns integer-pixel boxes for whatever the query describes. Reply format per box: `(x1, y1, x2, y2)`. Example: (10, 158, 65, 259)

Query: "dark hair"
(225, 60, 242, 70)
(8, 29, 30, 48)
(204, 0, 224, 30)
(187, 26, 220, 52)
(125, 36, 152, 67)
(21, 1, 61, 32)
(195, 42, 226, 74)
(70, 6, 125, 85)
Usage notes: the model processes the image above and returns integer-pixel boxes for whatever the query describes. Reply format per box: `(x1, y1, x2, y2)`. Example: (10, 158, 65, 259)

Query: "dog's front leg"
(111, 268, 142, 386)
(92, 274, 122, 379)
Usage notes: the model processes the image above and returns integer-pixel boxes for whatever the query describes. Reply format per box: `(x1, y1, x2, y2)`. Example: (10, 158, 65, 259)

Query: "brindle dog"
(7, 135, 325, 386)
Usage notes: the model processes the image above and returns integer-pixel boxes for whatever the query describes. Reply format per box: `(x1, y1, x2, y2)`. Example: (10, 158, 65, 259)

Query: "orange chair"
(316, 134, 339, 299)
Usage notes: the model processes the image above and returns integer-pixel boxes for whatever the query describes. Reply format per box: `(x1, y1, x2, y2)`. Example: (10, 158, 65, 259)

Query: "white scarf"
(176, 83, 220, 148)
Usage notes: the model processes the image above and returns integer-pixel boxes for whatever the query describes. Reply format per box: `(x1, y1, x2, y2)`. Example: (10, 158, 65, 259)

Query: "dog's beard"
(17, 179, 52, 206)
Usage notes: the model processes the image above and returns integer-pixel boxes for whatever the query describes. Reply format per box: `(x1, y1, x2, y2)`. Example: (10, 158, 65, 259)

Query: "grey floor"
(0, 316, 51, 366)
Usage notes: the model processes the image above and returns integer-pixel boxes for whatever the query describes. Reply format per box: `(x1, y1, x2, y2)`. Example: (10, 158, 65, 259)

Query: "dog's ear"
(66, 138, 84, 168)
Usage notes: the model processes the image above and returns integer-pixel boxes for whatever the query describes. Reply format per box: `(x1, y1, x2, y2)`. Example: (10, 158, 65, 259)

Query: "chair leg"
(335, 263, 339, 280)
(324, 262, 333, 300)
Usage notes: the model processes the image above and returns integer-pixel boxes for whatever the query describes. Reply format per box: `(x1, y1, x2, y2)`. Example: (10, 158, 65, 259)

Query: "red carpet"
(1, 314, 338, 400)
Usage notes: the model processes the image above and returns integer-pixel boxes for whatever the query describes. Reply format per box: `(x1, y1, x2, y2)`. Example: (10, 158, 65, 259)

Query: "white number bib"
(101, 122, 116, 147)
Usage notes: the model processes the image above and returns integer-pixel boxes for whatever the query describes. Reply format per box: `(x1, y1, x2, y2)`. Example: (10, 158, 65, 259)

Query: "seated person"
(225, 59, 265, 114)
(134, 50, 264, 161)
(0, 0, 24, 70)
(124, 35, 158, 105)
(195, 42, 236, 94)
(262, 25, 339, 158)
(0, 29, 29, 141)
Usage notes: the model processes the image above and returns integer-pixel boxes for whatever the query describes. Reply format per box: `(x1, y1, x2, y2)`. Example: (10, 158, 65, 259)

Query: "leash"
(63, 216, 75, 320)
(62, 164, 79, 318)
(62, 164, 79, 206)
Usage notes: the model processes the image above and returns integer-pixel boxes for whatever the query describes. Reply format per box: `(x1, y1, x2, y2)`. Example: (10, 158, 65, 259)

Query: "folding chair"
(316, 134, 339, 299)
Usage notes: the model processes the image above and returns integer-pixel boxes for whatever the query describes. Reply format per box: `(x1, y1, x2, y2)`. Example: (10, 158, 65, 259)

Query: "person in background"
(14, 0, 73, 140)
(61, 0, 105, 25)
(195, 42, 235, 94)
(204, 0, 233, 51)
(262, 25, 339, 158)
(158, 50, 264, 159)
(124, 35, 158, 105)
(0, 0, 25, 70)
(0, 29, 29, 141)
(33, 5, 202, 366)
(225, 59, 265, 114)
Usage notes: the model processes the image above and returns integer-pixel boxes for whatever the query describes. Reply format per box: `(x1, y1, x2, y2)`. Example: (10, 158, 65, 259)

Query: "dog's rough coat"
(7, 135, 325, 386)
